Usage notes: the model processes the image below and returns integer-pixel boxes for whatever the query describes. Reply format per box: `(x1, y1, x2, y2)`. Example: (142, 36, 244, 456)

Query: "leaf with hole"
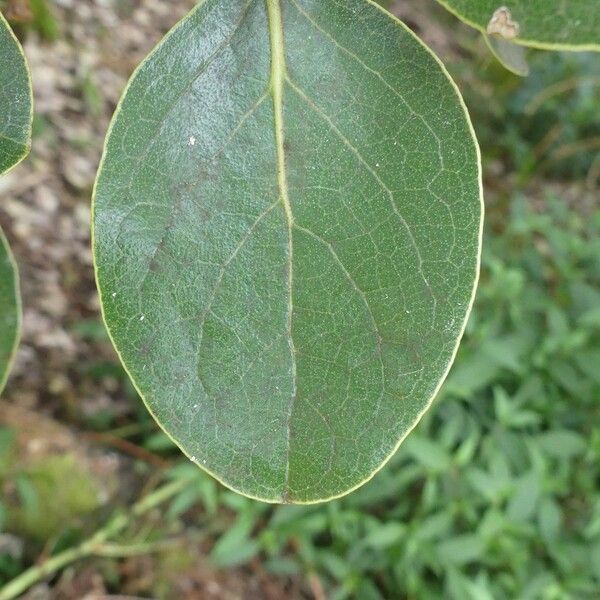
(0, 11, 31, 395)
(93, 0, 482, 503)
(435, 0, 600, 51)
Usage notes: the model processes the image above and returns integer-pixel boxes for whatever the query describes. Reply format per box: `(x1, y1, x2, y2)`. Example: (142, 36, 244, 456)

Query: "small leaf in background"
(537, 430, 587, 460)
(403, 435, 452, 472)
(484, 34, 530, 77)
(210, 512, 260, 568)
(434, 0, 600, 50)
(413, 511, 453, 542)
(506, 470, 540, 522)
(166, 485, 204, 520)
(538, 498, 562, 545)
(93, 0, 482, 502)
(362, 522, 405, 549)
(437, 534, 485, 566)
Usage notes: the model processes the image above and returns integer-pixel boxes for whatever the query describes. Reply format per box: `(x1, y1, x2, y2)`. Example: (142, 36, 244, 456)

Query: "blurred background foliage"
(0, 0, 599, 598)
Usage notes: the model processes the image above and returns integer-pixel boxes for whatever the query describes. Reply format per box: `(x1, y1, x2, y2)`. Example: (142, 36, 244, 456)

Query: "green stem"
(0, 477, 191, 600)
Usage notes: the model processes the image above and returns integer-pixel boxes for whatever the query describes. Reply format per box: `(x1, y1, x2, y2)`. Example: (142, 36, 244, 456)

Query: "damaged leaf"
(486, 6, 520, 40)
(435, 0, 600, 51)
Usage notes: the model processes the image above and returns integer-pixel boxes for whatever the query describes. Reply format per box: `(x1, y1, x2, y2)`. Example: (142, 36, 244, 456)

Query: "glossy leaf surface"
(93, 0, 482, 503)
(436, 0, 600, 51)
(0, 11, 31, 394)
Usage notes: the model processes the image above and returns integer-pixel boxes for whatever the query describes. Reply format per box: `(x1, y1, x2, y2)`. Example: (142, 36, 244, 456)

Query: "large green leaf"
(0, 11, 31, 394)
(435, 1, 600, 51)
(93, 0, 483, 503)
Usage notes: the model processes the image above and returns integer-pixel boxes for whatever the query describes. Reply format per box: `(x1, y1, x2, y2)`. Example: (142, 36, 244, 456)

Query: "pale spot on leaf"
(487, 6, 520, 39)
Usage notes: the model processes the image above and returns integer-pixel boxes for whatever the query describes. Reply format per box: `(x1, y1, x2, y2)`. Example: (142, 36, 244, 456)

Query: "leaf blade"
(93, 0, 483, 503)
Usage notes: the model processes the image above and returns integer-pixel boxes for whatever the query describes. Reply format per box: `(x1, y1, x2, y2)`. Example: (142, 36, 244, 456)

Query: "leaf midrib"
(266, 0, 296, 499)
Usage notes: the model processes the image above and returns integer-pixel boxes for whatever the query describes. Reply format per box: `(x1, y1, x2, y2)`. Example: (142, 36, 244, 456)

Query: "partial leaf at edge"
(0, 11, 31, 395)
(93, 0, 482, 503)
(435, 0, 600, 51)
(0, 11, 32, 174)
